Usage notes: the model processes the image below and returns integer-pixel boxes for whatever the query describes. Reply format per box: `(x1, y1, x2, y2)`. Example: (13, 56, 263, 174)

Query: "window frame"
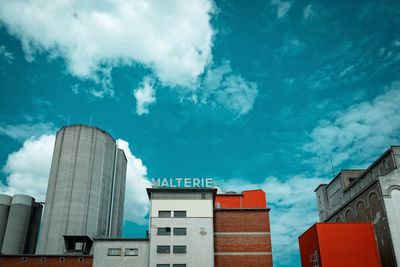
(157, 227, 172, 236)
(173, 245, 187, 254)
(107, 248, 122, 256)
(173, 227, 187, 236)
(159, 210, 172, 218)
(157, 245, 171, 254)
(173, 211, 187, 218)
(125, 248, 139, 256)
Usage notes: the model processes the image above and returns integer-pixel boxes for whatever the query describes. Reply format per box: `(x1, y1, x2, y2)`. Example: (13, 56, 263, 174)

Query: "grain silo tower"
(37, 125, 127, 254)
(0, 194, 43, 254)
(0, 194, 12, 251)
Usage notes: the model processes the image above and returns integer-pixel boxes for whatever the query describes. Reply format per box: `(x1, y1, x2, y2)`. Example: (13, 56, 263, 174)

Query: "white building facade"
(147, 188, 216, 267)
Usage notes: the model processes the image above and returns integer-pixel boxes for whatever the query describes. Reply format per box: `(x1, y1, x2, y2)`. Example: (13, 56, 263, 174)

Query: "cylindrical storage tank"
(38, 125, 120, 254)
(0, 194, 12, 251)
(1, 194, 34, 254)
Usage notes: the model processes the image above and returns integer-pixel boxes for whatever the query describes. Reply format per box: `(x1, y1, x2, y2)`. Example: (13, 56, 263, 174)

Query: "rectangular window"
(173, 265, 187, 267)
(125, 248, 138, 256)
(173, 245, 187, 254)
(174, 211, 187, 218)
(173, 228, 187, 236)
(157, 245, 171, 254)
(158, 227, 171, 236)
(159, 211, 171, 218)
(156, 265, 170, 267)
(107, 248, 122, 256)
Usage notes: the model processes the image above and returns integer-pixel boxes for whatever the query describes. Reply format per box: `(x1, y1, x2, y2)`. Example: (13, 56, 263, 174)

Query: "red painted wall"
(215, 189, 266, 208)
(298, 223, 381, 267)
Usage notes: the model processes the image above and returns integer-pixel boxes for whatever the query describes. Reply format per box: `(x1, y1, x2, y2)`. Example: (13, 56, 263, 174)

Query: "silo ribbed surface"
(110, 148, 127, 237)
(1, 194, 33, 254)
(0, 194, 12, 251)
(38, 124, 126, 254)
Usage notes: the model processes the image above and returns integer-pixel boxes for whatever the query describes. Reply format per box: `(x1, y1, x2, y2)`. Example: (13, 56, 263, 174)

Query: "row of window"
(157, 245, 186, 254)
(20, 257, 85, 263)
(157, 265, 186, 267)
(158, 227, 186, 236)
(159, 210, 187, 218)
(108, 248, 138, 256)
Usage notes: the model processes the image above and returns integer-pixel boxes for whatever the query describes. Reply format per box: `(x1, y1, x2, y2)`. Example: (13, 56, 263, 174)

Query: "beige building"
(315, 146, 400, 267)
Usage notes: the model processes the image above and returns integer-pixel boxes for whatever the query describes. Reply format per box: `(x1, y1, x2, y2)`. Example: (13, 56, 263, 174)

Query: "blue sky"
(1, 0, 400, 266)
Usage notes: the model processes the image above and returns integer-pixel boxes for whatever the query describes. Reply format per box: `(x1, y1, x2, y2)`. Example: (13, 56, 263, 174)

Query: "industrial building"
(0, 194, 42, 254)
(89, 187, 272, 267)
(314, 146, 400, 267)
(0, 187, 272, 267)
(298, 223, 381, 267)
(37, 124, 127, 254)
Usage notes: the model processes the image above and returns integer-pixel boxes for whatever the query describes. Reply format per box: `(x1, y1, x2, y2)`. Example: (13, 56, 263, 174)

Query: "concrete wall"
(149, 191, 215, 267)
(214, 210, 273, 267)
(93, 239, 149, 267)
(0, 255, 92, 267)
(150, 199, 213, 218)
(38, 125, 125, 254)
(110, 149, 127, 237)
(1, 195, 34, 254)
(0, 194, 12, 251)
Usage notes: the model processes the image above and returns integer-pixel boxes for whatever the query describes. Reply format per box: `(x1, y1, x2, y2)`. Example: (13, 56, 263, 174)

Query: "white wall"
(151, 199, 213, 218)
(149, 218, 214, 267)
(93, 239, 149, 267)
(384, 188, 400, 265)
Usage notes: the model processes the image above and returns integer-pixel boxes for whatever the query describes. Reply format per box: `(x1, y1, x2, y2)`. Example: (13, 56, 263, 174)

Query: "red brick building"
(214, 189, 273, 267)
(0, 255, 93, 267)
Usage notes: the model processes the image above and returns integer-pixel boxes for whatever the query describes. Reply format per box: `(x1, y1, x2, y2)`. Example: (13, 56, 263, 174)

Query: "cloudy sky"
(1, 0, 400, 266)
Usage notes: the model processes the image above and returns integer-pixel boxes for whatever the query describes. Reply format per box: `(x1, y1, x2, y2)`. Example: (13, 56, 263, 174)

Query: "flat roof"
(146, 187, 218, 200)
(94, 237, 149, 242)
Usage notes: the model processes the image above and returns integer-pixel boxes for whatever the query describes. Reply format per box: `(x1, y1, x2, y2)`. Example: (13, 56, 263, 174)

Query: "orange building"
(298, 223, 381, 267)
(214, 189, 273, 267)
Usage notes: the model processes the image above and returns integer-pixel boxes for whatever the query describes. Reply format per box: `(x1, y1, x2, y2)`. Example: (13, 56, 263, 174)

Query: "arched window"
(345, 209, 354, 222)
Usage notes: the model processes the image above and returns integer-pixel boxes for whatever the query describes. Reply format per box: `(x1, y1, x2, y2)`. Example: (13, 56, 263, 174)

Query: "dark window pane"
(158, 227, 171, 236)
(173, 245, 187, 254)
(173, 265, 186, 267)
(157, 246, 170, 254)
(174, 211, 186, 218)
(157, 265, 170, 267)
(173, 228, 187, 236)
(159, 211, 171, 218)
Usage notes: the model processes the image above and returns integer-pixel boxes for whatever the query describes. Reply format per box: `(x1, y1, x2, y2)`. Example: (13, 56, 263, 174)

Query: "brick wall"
(0, 255, 93, 267)
(214, 209, 273, 267)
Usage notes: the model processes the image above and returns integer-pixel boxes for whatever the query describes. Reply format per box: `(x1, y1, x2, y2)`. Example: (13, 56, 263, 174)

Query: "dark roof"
(94, 237, 149, 242)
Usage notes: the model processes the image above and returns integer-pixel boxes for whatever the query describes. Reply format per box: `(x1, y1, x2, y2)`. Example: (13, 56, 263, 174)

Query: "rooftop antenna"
(89, 114, 93, 126)
(330, 154, 335, 177)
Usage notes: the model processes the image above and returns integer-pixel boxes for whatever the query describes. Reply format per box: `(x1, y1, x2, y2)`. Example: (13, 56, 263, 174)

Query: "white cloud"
(202, 61, 258, 115)
(219, 175, 329, 266)
(303, 4, 313, 20)
(133, 76, 156, 116)
(117, 139, 151, 224)
(0, 134, 151, 225)
(303, 82, 400, 173)
(0, 135, 55, 201)
(0, 45, 14, 63)
(0, 0, 215, 88)
(0, 122, 56, 142)
(271, 0, 292, 19)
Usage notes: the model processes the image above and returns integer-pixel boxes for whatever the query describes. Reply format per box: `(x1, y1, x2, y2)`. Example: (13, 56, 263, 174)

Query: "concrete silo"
(1, 194, 42, 254)
(37, 125, 127, 254)
(0, 194, 12, 251)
